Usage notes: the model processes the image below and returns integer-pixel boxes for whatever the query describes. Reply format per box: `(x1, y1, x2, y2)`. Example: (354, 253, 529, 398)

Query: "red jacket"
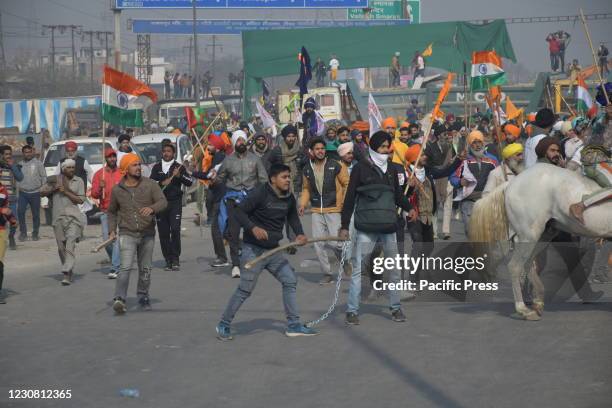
(546, 36, 560, 53)
(91, 166, 123, 211)
(0, 184, 17, 230)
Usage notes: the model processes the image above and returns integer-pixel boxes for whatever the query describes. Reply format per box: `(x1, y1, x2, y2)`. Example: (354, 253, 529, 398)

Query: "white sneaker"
(108, 272, 118, 279)
(231, 266, 241, 278)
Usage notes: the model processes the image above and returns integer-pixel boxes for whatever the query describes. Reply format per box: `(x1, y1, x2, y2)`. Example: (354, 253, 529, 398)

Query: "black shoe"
(18, 234, 27, 242)
(211, 258, 230, 267)
(580, 290, 604, 304)
(286, 247, 297, 255)
(9, 236, 16, 250)
(172, 262, 180, 271)
(391, 308, 406, 322)
(139, 296, 152, 311)
(164, 261, 172, 271)
(345, 312, 360, 325)
(31, 234, 39, 241)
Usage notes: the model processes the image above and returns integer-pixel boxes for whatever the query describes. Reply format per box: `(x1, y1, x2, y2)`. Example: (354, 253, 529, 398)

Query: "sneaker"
(113, 297, 127, 315)
(443, 235, 451, 240)
(172, 262, 180, 271)
(391, 308, 406, 322)
(164, 260, 173, 271)
(319, 275, 334, 285)
(345, 312, 360, 325)
(211, 258, 230, 267)
(32, 234, 39, 241)
(18, 234, 27, 242)
(61, 273, 71, 286)
(107, 271, 118, 279)
(580, 290, 604, 304)
(285, 323, 319, 337)
(216, 322, 233, 341)
(139, 296, 152, 311)
(231, 266, 241, 278)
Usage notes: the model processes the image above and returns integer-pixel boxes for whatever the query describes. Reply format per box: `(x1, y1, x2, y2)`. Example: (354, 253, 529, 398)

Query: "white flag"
(255, 100, 277, 136)
(315, 110, 326, 136)
(368, 92, 383, 133)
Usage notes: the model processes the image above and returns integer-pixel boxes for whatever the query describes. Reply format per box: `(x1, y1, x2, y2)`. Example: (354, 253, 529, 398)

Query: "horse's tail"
(468, 182, 509, 243)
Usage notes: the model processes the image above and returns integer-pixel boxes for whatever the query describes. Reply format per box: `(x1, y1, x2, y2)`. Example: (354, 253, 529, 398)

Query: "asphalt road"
(1, 203, 611, 408)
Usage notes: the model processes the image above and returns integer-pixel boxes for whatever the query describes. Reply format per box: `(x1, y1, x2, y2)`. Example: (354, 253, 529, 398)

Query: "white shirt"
(161, 159, 174, 174)
(329, 58, 340, 70)
(524, 133, 547, 168)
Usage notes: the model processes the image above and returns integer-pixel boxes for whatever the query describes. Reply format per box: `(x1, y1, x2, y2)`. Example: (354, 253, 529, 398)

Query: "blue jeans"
(347, 230, 401, 314)
(100, 213, 120, 273)
(18, 192, 41, 236)
(221, 243, 300, 326)
(114, 234, 155, 301)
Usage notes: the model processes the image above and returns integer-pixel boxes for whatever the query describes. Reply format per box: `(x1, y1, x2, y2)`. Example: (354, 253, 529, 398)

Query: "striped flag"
(0, 100, 33, 133)
(102, 65, 157, 127)
(471, 51, 506, 91)
(576, 76, 597, 118)
(368, 93, 383, 133)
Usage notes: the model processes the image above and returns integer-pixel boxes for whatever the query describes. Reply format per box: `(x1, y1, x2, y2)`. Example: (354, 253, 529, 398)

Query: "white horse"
(469, 163, 612, 320)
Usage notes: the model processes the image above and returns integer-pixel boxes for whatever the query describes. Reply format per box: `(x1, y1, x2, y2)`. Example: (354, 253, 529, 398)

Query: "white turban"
(337, 142, 354, 158)
(231, 130, 248, 148)
(61, 159, 76, 170)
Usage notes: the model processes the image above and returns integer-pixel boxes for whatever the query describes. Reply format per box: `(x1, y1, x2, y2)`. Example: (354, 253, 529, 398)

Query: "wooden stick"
(244, 237, 349, 270)
(189, 113, 222, 156)
(91, 237, 116, 253)
(579, 8, 611, 105)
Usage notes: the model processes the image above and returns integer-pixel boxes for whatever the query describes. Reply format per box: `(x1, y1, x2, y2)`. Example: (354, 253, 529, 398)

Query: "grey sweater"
(217, 151, 268, 192)
(17, 158, 47, 193)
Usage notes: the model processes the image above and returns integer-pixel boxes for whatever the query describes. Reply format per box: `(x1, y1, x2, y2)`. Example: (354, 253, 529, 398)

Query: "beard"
(470, 147, 484, 158)
(235, 145, 247, 154)
(506, 158, 524, 174)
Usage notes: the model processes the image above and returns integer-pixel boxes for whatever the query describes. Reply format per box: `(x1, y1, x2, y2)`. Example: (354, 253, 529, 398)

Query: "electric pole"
(82, 30, 96, 92)
(192, 0, 199, 107)
(69, 25, 82, 80)
(0, 12, 6, 70)
(206, 35, 222, 89)
(42, 25, 58, 81)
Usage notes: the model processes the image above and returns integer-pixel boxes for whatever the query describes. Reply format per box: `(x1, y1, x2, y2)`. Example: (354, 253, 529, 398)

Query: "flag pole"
(463, 61, 469, 130)
(101, 66, 106, 199)
(486, 79, 507, 182)
(579, 8, 610, 105)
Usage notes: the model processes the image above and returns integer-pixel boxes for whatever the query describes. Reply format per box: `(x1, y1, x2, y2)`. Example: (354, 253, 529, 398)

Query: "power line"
(1, 11, 41, 26)
(471, 13, 612, 25)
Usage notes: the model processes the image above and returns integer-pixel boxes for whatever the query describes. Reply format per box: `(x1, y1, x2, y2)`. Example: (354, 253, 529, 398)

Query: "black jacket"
(302, 158, 343, 209)
(150, 161, 193, 202)
(340, 158, 413, 231)
(424, 140, 451, 167)
(234, 183, 304, 249)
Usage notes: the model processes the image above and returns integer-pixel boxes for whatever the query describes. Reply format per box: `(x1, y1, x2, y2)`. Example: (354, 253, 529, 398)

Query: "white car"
(42, 137, 149, 221)
(130, 133, 197, 203)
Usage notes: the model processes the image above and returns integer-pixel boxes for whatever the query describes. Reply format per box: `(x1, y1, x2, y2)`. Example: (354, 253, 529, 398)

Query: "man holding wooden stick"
(216, 164, 318, 340)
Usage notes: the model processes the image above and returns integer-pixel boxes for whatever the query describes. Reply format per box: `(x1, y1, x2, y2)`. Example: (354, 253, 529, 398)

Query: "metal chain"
(306, 241, 350, 328)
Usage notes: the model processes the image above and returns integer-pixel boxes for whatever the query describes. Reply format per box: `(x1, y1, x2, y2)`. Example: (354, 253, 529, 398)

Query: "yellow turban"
(119, 153, 141, 174)
(467, 130, 484, 145)
(502, 143, 524, 160)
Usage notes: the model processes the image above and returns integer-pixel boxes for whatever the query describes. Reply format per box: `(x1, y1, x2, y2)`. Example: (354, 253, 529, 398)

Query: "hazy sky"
(2, 0, 611, 73)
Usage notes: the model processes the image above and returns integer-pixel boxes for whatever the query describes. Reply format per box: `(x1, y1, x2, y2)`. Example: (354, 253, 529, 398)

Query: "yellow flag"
(422, 43, 433, 57)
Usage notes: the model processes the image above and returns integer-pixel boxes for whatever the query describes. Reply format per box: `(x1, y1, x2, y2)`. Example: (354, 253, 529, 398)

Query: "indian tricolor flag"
(576, 76, 597, 118)
(102, 65, 157, 127)
(471, 50, 507, 91)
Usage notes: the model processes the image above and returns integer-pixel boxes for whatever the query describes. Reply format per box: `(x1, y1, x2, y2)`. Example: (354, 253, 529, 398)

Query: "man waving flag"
(471, 50, 507, 91)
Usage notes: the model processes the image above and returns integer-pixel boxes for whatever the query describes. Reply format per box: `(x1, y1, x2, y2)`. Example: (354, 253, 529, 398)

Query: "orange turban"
(404, 144, 421, 165)
(399, 121, 410, 130)
(119, 153, 140, 174)
(504, 124, 521, 138)
(467, 130, 484, 145)
(382, 117, 397, 129)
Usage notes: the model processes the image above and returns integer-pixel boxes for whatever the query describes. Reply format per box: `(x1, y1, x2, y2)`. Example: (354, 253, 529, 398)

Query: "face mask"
(235, 144, 247, 154)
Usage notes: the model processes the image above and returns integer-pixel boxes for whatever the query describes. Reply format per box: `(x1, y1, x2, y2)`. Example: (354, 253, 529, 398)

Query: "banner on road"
(117, 0, 368, 9)
(130, 19, 410, 35)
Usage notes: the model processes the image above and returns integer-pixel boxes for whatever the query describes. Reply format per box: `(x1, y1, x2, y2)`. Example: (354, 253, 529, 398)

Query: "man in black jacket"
(215, 164, 318, 340)
(150, 142, 193, 271)
(339, 131, 416, 325)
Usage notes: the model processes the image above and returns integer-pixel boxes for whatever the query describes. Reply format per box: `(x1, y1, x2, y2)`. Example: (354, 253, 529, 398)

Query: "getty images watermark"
(371, 253, 499, 292)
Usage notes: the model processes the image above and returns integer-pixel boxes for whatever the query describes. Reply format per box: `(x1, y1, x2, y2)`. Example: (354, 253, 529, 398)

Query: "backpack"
(353, 165, 397, 233)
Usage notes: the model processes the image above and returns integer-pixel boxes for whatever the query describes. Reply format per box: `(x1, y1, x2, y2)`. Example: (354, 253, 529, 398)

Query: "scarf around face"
(280, 139, 300, 178)
(368, 147, 388, 173)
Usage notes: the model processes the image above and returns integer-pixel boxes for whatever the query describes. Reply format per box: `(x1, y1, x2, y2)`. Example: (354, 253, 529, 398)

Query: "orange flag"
(432, 73, 455, 119)
(505, 96, 523, 121)
(486, 85, 501, 109)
